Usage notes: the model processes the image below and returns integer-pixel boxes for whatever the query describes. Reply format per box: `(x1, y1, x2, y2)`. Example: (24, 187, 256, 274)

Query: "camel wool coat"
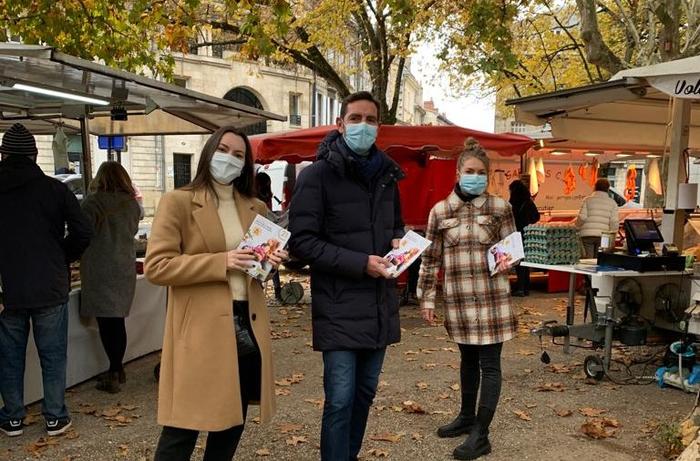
(145, 186, 275, 432)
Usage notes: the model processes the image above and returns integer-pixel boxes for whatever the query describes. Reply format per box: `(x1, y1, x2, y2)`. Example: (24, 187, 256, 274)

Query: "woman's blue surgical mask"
(459, 174, 488, 196)
(343, 123, 378, 155)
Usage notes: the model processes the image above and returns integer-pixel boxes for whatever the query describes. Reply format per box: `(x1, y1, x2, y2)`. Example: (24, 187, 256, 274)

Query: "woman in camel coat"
(145, 126, 286, 460)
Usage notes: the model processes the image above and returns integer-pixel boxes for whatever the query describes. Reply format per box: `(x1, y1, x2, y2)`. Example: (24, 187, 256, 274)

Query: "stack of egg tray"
(523, 223, 581, 265)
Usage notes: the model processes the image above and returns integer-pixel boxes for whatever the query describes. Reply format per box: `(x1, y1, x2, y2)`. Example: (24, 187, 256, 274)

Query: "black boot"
(453, 407, 494, 460)
(438, 384, 477, 438)
(437, 414, 474, 438)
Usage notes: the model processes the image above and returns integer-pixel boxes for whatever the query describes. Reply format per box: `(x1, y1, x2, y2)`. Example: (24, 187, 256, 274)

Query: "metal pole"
(80, 117, 93, 192)
(564, 272, 576, 354)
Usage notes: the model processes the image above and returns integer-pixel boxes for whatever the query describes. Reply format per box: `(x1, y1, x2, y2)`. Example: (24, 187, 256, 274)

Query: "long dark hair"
(90, 161, 135, 196)
(184, 125, 256, 198)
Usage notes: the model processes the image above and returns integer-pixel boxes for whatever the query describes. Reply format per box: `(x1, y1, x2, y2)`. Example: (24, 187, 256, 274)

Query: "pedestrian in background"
(79, 161, 141, 394)
(418, 137, 517, 460)
(508, 179, 540, 296)
(0, 123, 92, 438)
(576, 178, 619, 258)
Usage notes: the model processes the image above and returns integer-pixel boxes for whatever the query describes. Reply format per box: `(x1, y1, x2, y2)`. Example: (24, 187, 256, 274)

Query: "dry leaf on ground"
(402, 400, 426, 414)
(546, 364, 573, 374)
(369, 432, 404, 443)
(278, 423, 303, 433)
(536, 382, 566, 392)
(368, 448, 390, 458)
(554, 408, 573, 417)
(578, 407, 607, 417)
(513, 410, 532, 421)
(304, 398, 324, 409)
(255, 448, 271, 457)
(416, 382, 429, 390)
(580, 418, 620, 439)
(286, 436, 308, 446)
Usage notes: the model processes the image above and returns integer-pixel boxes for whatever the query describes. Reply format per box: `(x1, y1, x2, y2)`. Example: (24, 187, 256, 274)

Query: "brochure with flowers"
(384, 231, 432, 278)
(237, 214, 291, 281)
(487, 231, 524, 276)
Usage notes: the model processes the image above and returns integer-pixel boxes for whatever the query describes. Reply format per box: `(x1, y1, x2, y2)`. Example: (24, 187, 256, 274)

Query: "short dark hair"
(340, 91, 381, 119)
(595, 178, 610, 192)
(185, 125, 256, 198)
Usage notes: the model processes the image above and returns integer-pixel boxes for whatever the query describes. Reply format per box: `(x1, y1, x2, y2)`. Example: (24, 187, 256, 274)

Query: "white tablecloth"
(15, 275, 166, 404)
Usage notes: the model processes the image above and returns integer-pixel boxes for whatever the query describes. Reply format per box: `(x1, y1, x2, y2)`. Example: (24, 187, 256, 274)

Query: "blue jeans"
(321, 348, 386, 461)
(0, 304, 69, 422)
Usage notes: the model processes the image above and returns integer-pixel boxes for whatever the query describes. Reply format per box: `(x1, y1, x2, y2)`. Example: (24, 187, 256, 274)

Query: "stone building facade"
(24, 49, 434, 216)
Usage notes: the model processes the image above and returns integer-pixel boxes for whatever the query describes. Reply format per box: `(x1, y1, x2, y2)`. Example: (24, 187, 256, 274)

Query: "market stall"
(250, 125, 535, 228)
(507, 57, 700, 385)
(0, 44, 286, 404)
(20, 276, 166, 404)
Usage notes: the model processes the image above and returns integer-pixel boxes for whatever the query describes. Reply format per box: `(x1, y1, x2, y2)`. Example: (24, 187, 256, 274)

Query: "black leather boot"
(437, 414, 474, 438)
(453, 407, 494, 460)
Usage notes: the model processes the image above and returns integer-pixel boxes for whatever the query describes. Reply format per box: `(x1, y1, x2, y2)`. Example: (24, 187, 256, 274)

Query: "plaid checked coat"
(418, 191, 518, 345)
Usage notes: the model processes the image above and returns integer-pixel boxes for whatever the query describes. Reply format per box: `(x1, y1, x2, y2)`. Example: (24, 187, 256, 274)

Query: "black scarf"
(454, 183, 479, 202)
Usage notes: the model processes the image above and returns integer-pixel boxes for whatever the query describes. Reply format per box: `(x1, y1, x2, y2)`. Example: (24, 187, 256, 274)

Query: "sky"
(413, 42, 496, 133)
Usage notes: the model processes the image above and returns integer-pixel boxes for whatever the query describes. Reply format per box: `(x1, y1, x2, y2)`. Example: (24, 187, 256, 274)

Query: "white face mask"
(210, 151, 244, 184)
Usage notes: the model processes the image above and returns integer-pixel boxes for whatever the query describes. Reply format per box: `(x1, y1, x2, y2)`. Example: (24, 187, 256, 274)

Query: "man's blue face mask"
(343, 122, 378, 156)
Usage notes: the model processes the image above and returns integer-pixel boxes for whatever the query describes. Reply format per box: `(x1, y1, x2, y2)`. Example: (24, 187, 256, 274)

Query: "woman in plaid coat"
(418, 138, 517, 460)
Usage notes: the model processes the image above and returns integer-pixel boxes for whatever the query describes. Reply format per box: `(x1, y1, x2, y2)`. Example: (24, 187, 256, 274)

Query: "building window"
(328, 91, 336, 123)
(223, 87, 267, 135)
(289, 93, 302, 126)
(173, 76, 189, 88)
(173, 154, 192, 189)
(316, 93, 325, 126)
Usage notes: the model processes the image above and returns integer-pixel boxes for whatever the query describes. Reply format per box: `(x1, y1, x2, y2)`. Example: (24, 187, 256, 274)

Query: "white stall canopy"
(507, 56, 700, 247)
(507, 56, 700, 152)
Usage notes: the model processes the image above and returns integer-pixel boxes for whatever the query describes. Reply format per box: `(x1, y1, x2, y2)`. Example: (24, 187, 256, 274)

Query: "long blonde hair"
(90, 161, 135, 196)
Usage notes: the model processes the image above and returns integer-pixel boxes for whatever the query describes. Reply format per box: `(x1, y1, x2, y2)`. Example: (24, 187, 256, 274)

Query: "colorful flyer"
(237, 214, 291, 281)
(384, 231, 432, 278)
(487, 231, 524, 276)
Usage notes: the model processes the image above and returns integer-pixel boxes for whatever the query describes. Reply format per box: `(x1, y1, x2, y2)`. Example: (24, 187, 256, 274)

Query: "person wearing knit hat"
(0, 123, 93, 438)
(0, 123, 39, 158)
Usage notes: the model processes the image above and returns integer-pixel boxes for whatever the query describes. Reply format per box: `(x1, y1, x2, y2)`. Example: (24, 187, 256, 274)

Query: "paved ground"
(0, 283, 695, 461)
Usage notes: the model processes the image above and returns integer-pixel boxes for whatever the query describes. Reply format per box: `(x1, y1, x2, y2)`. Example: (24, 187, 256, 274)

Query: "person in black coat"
(509, 179, 540, 296)
(0, 123, 92, 438)
(289, 91, 404, 461)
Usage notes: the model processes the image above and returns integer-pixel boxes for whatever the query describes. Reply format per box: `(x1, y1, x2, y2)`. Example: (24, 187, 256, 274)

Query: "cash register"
(596, 219, 686, 272)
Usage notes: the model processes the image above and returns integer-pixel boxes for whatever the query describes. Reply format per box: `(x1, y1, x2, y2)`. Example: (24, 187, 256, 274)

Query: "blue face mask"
(459, 174, 488, 196)
(343, 123, 378, 156)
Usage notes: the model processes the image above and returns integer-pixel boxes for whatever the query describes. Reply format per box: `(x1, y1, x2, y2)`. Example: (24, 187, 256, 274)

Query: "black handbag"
(233, 302, 258, 357)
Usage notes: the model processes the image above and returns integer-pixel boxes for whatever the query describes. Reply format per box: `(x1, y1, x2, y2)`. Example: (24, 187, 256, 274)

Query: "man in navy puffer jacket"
(289, 91, 404, 461)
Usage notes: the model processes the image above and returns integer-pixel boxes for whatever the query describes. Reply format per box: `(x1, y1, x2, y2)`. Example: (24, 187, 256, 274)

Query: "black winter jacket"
(0, 156, 92, 309)
(511, 198, 540, 232)
(289, 131, 405, 351)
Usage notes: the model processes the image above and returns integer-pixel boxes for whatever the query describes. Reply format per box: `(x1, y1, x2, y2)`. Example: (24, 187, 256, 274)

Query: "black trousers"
(515, 265, 531, 294)
(458, 343, 503, 422)
(154, 302, 262, 461)
(96, 317, 127, 373)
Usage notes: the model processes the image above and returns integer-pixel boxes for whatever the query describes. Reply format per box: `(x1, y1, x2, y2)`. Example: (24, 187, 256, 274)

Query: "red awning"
(250, 125, 534, 164)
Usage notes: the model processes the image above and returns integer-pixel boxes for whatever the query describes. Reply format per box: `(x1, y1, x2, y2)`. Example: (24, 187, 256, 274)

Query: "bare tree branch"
(575, 0, 624, 73)
(542, 0, 597, 83)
